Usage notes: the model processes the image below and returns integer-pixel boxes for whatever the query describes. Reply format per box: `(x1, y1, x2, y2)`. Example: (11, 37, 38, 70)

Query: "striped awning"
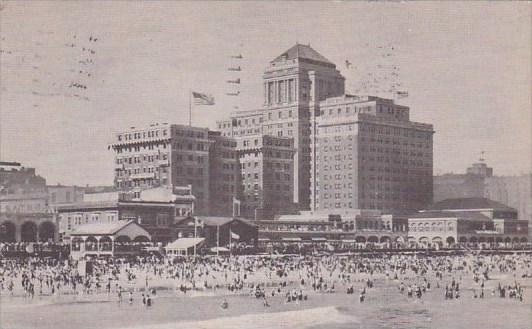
(282, 237, 302, 242)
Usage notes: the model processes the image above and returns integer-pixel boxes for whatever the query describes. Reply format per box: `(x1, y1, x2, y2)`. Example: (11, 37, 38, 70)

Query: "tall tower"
(261, 44, 345, 209)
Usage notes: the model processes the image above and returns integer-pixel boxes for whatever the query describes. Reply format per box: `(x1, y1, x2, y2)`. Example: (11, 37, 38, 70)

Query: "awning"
(282, 237, 302, 242)
(165, 237, 204, 251)
(474, 230, 500, 235)
(210, 246, 230, 252)
(311, 237, 327, 242)
(258, 238, 270, 241)
(341, 239, 357, 243)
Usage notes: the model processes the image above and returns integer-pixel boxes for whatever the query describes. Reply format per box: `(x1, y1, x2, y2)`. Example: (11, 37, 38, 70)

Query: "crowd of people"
(1, 250, 530, 313)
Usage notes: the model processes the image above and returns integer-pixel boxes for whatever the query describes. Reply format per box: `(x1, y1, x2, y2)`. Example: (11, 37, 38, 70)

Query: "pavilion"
(69, 220, 151, 259)
(165, 237, 205, 256)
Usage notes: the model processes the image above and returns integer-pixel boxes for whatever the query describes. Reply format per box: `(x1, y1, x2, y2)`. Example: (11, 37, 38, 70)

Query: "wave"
(120, 306, 357, 329)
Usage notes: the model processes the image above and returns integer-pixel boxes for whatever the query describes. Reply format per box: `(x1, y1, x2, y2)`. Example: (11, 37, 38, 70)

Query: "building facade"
(110, 123, 240, 215)
(208, 132, 241, 216)
(218, 44, 346, 211)
(257, 209, 408, 247)
(485, 174, 532, 236)
(0, 161, 49, 214)
(312, 95, 433, 212)
(218, 44, 433, 215)
(434, 161, 531, 236)
(433, 161, 493, 202)
(57, 187, 195, 243)
(174, 216, 258, 248)
(47, 185, 85, 209)
(0, 162, 58, 243)
(237, 135, 296, 219)
(408, 198, 529, 247)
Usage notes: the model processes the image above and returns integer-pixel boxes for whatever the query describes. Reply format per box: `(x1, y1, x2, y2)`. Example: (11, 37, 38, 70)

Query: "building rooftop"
(427, 198, 516, 212)
(271, 44, 334, 67)
(410, 211, 492, 221)
(165, 237, 205, 250)
(70, 220, 146, 236)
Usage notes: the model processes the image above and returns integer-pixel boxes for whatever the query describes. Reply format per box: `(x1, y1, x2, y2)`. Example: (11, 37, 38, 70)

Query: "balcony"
(130, 173, 155, 180)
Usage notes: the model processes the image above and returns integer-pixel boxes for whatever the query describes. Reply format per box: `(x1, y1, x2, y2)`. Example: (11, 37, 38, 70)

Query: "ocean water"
(122, 306, 357, 329)
(2, 279, 531, 329)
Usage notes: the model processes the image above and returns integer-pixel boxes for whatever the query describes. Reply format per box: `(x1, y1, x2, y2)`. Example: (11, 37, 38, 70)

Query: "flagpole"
(188, 89, 192, 127)
(216, 224, 220, 258)
(193, 216, 197, 259)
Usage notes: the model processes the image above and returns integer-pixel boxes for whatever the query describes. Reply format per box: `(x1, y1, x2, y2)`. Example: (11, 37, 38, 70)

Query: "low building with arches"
(408, 198, 528, 248)
(0, 213, 58, 243)
(69, 220, 151, 259)
(256, 210, 408, 249)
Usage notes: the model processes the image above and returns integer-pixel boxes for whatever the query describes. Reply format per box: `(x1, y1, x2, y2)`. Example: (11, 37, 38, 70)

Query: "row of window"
(175, 154, 206, 163)
(362, 124, 431, 140)
(176, 167, 204, 176)
(117, 129, 168, 142)
(172, 142, 206, 151)
(410, 222, 454, 232)
(114, 143, 167, 154)
(116, 153, 168, 165)
(174, 129, 206, 139)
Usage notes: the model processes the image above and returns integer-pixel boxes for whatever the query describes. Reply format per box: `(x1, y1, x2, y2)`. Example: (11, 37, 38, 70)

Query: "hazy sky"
(1, 1, 530, 185)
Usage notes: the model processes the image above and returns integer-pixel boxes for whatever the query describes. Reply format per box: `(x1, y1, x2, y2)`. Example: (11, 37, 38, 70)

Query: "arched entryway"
(21, 222, 37, 242)
(432, 237, 443, 248)
(446, 236, 455, 246)
(380, 236, 390, 244)
(85, 236, 98, 252)
(99, 236, 113, 252)
(115, 235, 131, 252)
(418, 237, 429, 246)
(71, 237, 84, 251)
(368, 236, 379, 243)
(38, 221, 55, 242)
(520, 237, 528, 243)
(355, 236, 366, 243)
(133, 235, 150, 243)
(0, 221, 16, 242)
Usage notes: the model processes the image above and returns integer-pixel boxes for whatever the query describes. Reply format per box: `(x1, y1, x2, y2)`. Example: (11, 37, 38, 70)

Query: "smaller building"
(408, 198, 528, 248)
(69, 220, 151, 259)
(165, 237, 205, 256)
(256, 210, 408, 248)
(174, 216, 258, 248)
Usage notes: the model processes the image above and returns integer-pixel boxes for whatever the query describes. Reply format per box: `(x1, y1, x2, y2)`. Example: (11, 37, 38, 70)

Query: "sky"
(0, 1, 530, 186)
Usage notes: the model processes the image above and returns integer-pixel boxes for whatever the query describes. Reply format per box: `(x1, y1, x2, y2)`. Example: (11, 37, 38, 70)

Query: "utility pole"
(193, 216, 197, 258)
